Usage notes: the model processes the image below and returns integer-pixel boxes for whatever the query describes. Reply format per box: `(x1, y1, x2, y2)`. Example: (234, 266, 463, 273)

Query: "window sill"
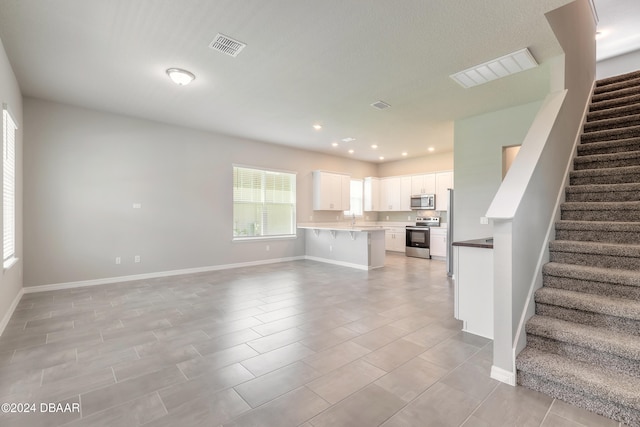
(3, 257, 18, 272)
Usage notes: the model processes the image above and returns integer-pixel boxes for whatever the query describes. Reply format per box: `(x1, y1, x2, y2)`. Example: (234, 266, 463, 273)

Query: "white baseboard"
(303, 256, 379, 271)
(491, 365, 516, 386)
(23, 256, 306, 294)
(0, 287, 24, 336)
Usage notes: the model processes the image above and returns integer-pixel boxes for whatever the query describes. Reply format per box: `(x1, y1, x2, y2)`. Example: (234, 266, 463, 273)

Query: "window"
(344, 179, 363, 216)
(3, 106, 17, 268)
(233, 165, 296, 239)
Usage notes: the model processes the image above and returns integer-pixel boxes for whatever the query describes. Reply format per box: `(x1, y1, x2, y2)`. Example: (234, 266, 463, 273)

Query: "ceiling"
(0, 1, 636, 163)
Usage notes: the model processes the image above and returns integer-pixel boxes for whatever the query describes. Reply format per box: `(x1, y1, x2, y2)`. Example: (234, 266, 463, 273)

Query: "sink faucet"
(351, 213, 356, 227)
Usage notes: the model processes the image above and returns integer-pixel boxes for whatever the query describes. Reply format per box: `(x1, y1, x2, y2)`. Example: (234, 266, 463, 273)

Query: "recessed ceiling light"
(313, 124, 322, 130)
(428, 147, 435, 152)
(166, 68, 196, 86)
(331, 142, 338, 147)
(596, 30, 608, 40)
(402, 152, 408, 156)
(348, 149, 354, 154)
(342, 137, 356, 143)
(379, 156, 385, 160)
(371, 144, 378, 149)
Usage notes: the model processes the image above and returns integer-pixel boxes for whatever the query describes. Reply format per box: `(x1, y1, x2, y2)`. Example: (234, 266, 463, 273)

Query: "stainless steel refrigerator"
(446, 188, 454, 277)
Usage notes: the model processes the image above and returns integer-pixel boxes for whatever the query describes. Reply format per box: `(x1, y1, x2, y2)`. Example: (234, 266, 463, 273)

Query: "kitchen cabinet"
(435, 171, 453, 211)
(429, 228, 447, 258)
(380, 176, 412, 212)
(385, 227, 406, 252)
(411, 173, 436, 195)
(400, 176, 412, 211)
(380, 177, 401, 211)
(313, 171, 350, 211)
(364, 177, 380, 211)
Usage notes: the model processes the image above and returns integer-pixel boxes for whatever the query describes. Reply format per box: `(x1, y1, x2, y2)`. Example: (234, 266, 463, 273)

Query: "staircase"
(516, 70, 640, 427)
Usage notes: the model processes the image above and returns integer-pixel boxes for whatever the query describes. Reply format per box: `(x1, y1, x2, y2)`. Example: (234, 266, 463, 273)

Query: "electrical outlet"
(386, 216, 389, 220)
(133, 203, 141, 209)
(480, 217, 489, 225)
(266, 245, 270, 251)
(408, 215, 411, 221)
(329, 245, 333, 252)
(309, 215, 313, 221)
(115, 257, 121, 265)
(134, 255, 141, 263)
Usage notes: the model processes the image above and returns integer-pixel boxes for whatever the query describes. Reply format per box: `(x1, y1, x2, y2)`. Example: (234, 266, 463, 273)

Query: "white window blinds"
(3, 107, 17, 266)
(233, 166, 296, 238)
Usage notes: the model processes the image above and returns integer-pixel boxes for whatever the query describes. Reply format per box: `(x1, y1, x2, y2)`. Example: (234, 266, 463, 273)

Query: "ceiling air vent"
(450, 48, 538, 89)
(371, 100, 391, 110)
(209, 33, 246, 57)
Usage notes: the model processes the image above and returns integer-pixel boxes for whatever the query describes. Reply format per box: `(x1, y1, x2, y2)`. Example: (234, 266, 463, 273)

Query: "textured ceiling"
(0, 0, 606, 162)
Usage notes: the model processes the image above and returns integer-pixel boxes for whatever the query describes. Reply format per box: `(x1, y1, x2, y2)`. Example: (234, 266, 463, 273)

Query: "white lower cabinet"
(385, 228, 406, 252)
(429, 228, 447, 258)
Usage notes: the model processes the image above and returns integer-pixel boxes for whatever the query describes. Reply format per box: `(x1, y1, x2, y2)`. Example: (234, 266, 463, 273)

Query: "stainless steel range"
(406, 216, 440, 259)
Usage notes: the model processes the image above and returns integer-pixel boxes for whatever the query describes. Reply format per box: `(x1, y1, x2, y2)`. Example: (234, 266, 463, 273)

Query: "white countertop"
(297, 223, 386, 232)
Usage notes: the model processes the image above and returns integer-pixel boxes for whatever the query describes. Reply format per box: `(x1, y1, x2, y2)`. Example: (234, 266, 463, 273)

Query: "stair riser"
(517, 371, 640, 427)
(565, 191, 640, 202)
(526, 335, 640, 379)
(570, 172, 640, 185)
(584, 117, 640, 133)
(581, 128, 640, 144)
(555, 229, 640, 245)
(561, 210, 640, 222)
(536, 303, 640, 336)
(549, 251, 640, 272)
(543, 274, 640, 300)
(596, 70, 640, 87)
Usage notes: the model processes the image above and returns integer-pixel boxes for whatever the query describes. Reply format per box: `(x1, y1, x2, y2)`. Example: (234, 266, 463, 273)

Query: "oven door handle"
(406, 227, 430, 231)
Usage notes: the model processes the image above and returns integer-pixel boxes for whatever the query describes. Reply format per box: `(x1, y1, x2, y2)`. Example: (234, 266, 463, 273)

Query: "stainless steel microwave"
(410, 194, 435, 210)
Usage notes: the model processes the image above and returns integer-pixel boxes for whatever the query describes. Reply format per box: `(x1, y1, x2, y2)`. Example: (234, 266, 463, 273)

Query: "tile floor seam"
(449, 372, 501, 427)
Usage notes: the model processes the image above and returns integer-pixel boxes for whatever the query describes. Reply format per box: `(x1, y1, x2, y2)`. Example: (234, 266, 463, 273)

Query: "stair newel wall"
(486, 0, 596, 385)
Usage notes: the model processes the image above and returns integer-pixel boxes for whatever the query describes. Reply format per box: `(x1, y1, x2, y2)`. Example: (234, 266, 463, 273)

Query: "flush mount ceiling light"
(450, 48, 538, 89)
(166, 68, 195, 86)
(313, 124, 322, 130)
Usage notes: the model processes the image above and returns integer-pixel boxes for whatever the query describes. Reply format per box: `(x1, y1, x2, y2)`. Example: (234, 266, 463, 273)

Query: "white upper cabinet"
(411, 173, 436, 195)
(435, 171, 453, 211)
(313, 171, 351, 211)
(364, 177, 380, 211)
(380, 177, 401, 211)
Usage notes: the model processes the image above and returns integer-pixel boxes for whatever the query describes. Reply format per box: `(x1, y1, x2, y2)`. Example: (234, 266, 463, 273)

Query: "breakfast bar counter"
(297, 224, 386, 270)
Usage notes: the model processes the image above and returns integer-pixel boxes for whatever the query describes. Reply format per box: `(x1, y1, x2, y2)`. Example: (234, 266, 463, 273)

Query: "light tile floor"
(0, 253, 625, 426)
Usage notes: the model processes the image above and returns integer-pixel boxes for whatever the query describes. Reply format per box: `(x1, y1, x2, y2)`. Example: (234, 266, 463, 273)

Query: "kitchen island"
(297, 224, 386, 270)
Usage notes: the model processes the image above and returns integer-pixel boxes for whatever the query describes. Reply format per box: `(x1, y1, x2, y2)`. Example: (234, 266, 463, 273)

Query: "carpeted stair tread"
(592, 86, 640, 104)
(565, 181, 640, 194)
(535, 287, 640, 321)
(517, 347, 640, 411)
(587, 103, 640, 123)
(584, 115, 640, 133)
(550, 239, 640, 259)
(577, 136, 640, 156)
(596, 70, 640, 87)
(543, 262, 640, 289)
(561, 200, 640, 212)
(561, 201, 640, 222)
(594, 76, 640, 95)
(555, 220, 640, 244)
(581, 125, 640, 143)
(573, 149, 640, 170)
(570, 165, 640, 185)
(526, 315, 640, 361)
(590, 93, 640, 112)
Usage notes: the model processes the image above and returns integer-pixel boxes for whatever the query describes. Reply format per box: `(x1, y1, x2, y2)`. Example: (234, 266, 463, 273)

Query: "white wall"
(453, 100, 543, 242)
(23, 98, 377, 287)
(376, 151, 454, 177)
(0, 37, 23, 332)
(596, 48, 640, 80)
